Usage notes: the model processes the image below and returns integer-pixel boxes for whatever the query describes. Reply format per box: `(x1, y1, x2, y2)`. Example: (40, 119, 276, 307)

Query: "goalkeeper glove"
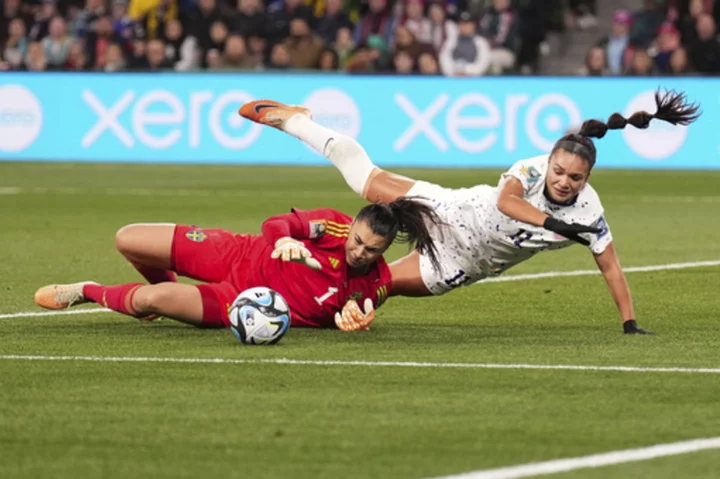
(271, 237, 321, 271)
(543, 217, 602, 246)
(335, 298, 375, 331)
(623, 320, 654, 335)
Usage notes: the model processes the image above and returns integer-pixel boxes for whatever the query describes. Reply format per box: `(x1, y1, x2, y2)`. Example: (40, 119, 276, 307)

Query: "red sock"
(83, 283, 144, 317)
(130, 262, 177, 284)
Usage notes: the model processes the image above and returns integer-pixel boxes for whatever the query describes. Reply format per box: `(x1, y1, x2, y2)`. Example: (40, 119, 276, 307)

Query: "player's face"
(546, 151, 590, 203)
(346, 220, 391, 269)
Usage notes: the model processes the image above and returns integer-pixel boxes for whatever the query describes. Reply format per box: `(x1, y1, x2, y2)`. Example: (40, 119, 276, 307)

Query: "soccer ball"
(229, 287, 291, 345)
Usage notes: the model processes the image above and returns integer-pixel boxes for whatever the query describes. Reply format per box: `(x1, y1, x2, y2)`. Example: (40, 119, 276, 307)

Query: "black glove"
(623, 320, 654, 335)
(543, 217, 601, 246)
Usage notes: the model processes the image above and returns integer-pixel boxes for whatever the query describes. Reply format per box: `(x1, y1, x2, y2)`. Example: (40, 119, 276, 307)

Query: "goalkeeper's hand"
(271, 237, 321, 271)
(335, 298, 375, 331)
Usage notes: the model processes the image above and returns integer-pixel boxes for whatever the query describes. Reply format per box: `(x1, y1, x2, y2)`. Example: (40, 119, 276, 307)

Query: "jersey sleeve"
(586, 215, 613, 255)
(499, 155, 548, 196)
(290, 208, 353, 242)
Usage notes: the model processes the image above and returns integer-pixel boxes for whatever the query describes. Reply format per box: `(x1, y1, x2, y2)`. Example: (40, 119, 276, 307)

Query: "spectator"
(1, 0, 32, 45)
(86, 15, 121, 68)
(112, 0, 136, 45)
(164, 18, 199, 71)
(283, 16, 325, 69)
(315, 0, 353, 45)
(417, 50, 439, 74)
(29, 0, 59, 41)
(146, 37, 172, 70)
(24, 41, 49, 71)
(427, 1, 456, 53)
(346, 34, 390, 72)
(653, 22, 681, 73)
(403, 0, 432, 44)
(268, 42, 291, 69)
(246, 34, 267, 68)
(205, 47, 222, 68)
(71, 0, 107, 39)
(393, 24, 434, 63)
(353, 0, 395, 46)
(333, 26, 355, 66)
(626, 47, 656, 75)
(318, 47, 340, 71)
(690, 13, 720, 73)
(234, 0, 266, 38)
(3, 18, 28, 69)
(630, 0, 667, 48)
(208, 20, 229, 52)
(439, 11, 490, 77)
(101, 41, 126, 70)
(479, 0, 519, 74)
(127, 33, 148, 68)
(678, 0, 707, 48)
(392, 49, 414, 73)
(65, 40, 90, 70)
(265, 0, 313, 46)
(515, 0, 549, 74)
(581, 45, 607, 75)
(215, 33, 255, 69)
(186, 0, 225, 51)
(669, 46, 693, 74)
(42, 17, 72, 68)
(596, 9, 632, 76)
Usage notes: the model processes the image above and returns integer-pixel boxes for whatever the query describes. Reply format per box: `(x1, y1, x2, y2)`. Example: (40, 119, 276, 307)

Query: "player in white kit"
(239, 90, 700, 335)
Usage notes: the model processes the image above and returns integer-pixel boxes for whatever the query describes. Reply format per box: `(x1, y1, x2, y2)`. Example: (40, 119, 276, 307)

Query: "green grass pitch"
(1, 162, 719, 479)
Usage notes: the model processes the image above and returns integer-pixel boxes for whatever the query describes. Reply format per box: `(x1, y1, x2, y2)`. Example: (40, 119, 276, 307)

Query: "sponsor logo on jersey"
(328, 256, 340, 269)
(309, 220, 326, 238)
(185, 230, 207, 242)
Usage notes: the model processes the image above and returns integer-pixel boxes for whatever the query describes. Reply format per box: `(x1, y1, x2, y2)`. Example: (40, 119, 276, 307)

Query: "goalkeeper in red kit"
(33, 198, 445, 331)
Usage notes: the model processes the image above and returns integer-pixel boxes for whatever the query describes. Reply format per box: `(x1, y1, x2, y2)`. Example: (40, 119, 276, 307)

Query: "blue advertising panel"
(0, 72, 716, 169)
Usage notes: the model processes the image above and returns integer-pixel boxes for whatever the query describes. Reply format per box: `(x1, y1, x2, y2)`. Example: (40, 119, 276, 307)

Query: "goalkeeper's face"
(345, 219, 392, 269)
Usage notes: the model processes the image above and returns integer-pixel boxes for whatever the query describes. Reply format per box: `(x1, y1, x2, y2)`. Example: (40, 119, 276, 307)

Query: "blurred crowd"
(0, 0, 600, 75)
(584, 0, 720, 75)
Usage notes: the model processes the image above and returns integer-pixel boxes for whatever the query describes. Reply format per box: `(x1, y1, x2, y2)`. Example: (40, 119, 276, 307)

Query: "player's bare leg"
(115, 223, 178, 283)
(239, 99, 417, 204)
(388, 252, 433, 297)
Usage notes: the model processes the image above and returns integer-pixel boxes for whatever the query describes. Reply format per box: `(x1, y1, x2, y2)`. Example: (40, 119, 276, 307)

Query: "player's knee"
(132, 286, 168, 314)
(115, 224, 140, 255)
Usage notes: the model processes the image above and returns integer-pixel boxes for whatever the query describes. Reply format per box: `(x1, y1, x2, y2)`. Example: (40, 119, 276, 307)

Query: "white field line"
(1, 355, 719, 374)
(432, 436, 720, 479)
(2, 259, 719, 321)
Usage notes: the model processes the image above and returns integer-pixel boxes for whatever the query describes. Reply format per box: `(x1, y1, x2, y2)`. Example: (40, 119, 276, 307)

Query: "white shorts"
(406, 180, 494, 296)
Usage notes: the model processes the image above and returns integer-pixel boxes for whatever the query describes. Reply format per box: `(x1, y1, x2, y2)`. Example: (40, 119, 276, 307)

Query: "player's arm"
(593, 242, 653, 335)
(497, 177, 600, 245)
(261, 213, 321, 270)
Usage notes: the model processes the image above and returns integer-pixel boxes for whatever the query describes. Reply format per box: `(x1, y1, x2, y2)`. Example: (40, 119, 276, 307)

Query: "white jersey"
(407, 154, 613, 295)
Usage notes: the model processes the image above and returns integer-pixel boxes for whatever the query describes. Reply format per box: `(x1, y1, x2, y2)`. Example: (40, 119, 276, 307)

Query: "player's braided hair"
(355, 196, 446, 272)
(552, 89, 701, 169)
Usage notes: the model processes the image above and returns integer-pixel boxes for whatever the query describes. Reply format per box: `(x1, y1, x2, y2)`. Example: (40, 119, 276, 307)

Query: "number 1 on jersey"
(509, 229, 534, 247)
(315, 287, 339, 306)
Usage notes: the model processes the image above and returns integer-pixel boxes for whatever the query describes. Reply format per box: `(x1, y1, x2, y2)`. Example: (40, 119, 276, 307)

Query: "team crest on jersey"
(520, 166, 541, 184)
(375, 285, 389, 307)
(186, 230, 207, 242)
(309, 220, 326, 239)
(349, 291, 364, 302)
(328, 256, 340, 269)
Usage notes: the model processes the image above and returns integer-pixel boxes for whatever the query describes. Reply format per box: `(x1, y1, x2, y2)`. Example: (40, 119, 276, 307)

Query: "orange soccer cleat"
(34, 281, 97, 310)
(238, 100, 311, 130)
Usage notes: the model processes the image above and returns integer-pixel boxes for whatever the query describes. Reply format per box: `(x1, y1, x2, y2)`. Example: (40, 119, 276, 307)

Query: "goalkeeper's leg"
(239, 100, 416, 204)
(115, 223, 178, 284)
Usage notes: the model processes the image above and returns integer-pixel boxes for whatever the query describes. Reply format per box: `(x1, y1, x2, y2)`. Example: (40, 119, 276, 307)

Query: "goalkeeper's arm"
(262, 213, 321, 270)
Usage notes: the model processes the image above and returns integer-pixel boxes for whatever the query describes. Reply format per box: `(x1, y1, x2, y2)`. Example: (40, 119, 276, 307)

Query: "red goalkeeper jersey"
(238, 208, 393, 328)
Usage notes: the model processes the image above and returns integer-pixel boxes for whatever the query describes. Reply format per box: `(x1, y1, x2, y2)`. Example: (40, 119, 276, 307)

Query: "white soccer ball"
(229, 287, 291, 345)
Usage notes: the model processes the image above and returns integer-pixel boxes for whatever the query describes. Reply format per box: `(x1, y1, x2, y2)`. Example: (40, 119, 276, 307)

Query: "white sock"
(283, 114, 376, 196)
